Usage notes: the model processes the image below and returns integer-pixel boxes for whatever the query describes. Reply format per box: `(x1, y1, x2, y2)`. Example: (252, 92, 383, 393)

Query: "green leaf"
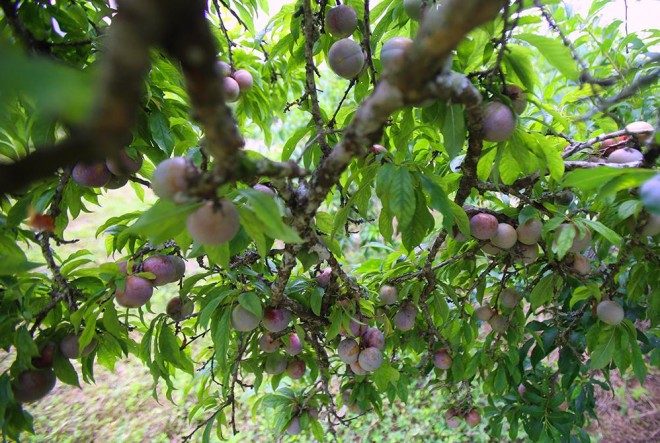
(158, 323, 193, 374)
(530, 274, 558, 310)
(238, 292, 262, 318)
(123, 200, 199, 244)
(441, 104, 466, 159)
(238, 189, 302, 243)
(516, 33, 579, 81)
(590, 326, 616, 370)
(205, 243, 230, 269)
(310, 286, 323, 317)
(581, 219, 622, 247)
(149, 111, 175, 154)
(52, 352, 80, 387)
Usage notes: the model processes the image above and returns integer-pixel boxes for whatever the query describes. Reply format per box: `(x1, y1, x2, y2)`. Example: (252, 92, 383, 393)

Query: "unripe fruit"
(264, 354, 287, 375)
(115, 275, 154, 308)
(596, 300, 624, 325)
(380, 37, 412, 70)
(325, 5, 358, 38)
(72, 162, 112, 187)
(500, 288, 520, 309)
(11, 369, 56, 403)
(555, 224, 591, 253)
(337, 338, 360, 364)
(286, 416, 302, 435)
(433, 349, 453, 370)
(231, 304, 261, 332)
(350, 360, 369, 375)
(32, 342, 57, 369)
(166, 296, 194, 321)
(379, 285, 398, 305)
(186, 200, 240, 245)
(223, 77, 240, 102)
(517, 243, 539, 264)
(358, 347, 383, 372)
(259, 333, 281, 353)
(253, 184, 275, 196)
(488, 314, 507, 333)
(571, 254, 591, 275)
(106, 149, 142, 176)
(641, 214, 660, 236)
(516, 218, 543, 245)
(474, 305, 493, 321)
(607, 148, 643, 164)
(233, 69, 253, 92)
(143, 255, 179, 286)
(284, 333, 302, 356)
(362, 328, 385, 350)
(394, 302, 418, 331)
(466, 409, 482, 427)
(328, 39, 365, 79)
(470, 213, 498, 240)
(60, 334, 97, 359)
(262, 308, 292, 332)
(481, 243, 502, 256)
(104, 174, 129, 189)
(625, 121, 654, 142)
(151, 157, 191, 201)
(491, 223, 518, 249)
(640, 175, 660, 215)
(286, 358, 306, 379)
(217, 61, 231, 76)
(403, 0, 423, 20)
(316, 267, 332, 288)
(482, 102, 516, 142)
(504, 84, 527, 114)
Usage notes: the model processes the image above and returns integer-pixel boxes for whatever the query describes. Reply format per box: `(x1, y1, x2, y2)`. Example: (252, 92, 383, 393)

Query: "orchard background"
(0, 0, 659, 441)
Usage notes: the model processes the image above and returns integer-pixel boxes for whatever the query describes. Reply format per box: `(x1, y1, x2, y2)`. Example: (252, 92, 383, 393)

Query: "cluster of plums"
(114, 254, 185, 309)
(378, 285, 420, 331)
(151, 157, 241, 246)
(11, 333, 97, 404)
(337, 324, 385, 374)
(217, 61, 254, 102)
(325, 5, 365, 79)
(601, 121, 653, 164)
(72, 148, 143, 189)
(444, 407, 482, 429)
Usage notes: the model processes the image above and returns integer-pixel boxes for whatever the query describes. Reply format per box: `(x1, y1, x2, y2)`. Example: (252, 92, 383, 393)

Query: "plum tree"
(186, 200, 240, 245)
(166, 296, 194, 321)
(231, 304, 261, 331)
(482, 101, 516, 142)
(115, 275, 154, 308)
(337, 338, 359, 364)
(378, 285, 398, 305)
(470, 213, 498, 240)
(233, 69, 254, 92)
(72, 162, 112, 187)
(596, 300, 624, 325)
(380, 37, 412, 70)
(490, 223, 517, 249)
(151, 157, 195, 201)
(328, 39, 365, 79)
(325, 5, 358, 38)
(60, 334, 97, 359)
(11, 369, 57, 403)
(640, 175, 660, 215)
(262, 308, 292, 332)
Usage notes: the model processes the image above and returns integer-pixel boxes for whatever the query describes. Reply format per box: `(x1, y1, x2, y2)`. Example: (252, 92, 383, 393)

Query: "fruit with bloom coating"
(166, 296, 194, 321)
(115, 275, 154, 308)
(11, 369, 56, 403)
(316, 267, 332, 288)
(350, 360, 368, 375)
(231, 304, 261, 331)
(516, 218, 543, 245)
(516, 243, 539, 264)
(504, 84, 527, 114)
(466, 409, 482, 427)
(233, 69, 253, 92)
(491, 223, 518, 249)
(362, 328, 385, 350)
(482, 102, 516, 142)
(488, 314, 507, 333)
(474, 305, 493, 321)
(32, 342, 57, 369)
(217, 61, 231, 76)
(596, 300, 624, 325)
(625, 121, 654, 142)
(433, 349, 453, 370)
(72, 162, 112, 187)
(380, 37, 412, 70)
(328, 39, 365, 79)
(379, 285, 398, 305)
(640, 175, 660, 215)
(262, 308, 292, 332)
(143, 255, 181, 286)
(60, 334, 97, 359)
(325, 5, 358, 38)
(358, 347, 383, 372)
(253, 184, 275, 196)
(106, 149, 142, 176)
(284, 333, 302, 356)
(500, 288, 519, 309)
(223, 77, 240, 102)
(259, 333, 281, 353)
(607, 148, 643, 164)
(264, 354, 287, 375)
(337, 338, 360, 364)
(286, 358, 306, 379)
(286, 416, 302, 435)
(445, 408, 461, 428)
(403, 0, 423, 20)
(394, 302, 418, 331)
(186, 200, 240, 245)
(571, 254, 591, 275)
(151, 157, 192, 201)
(105, 174, 129, 189)
(470, 213, 498, 240)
